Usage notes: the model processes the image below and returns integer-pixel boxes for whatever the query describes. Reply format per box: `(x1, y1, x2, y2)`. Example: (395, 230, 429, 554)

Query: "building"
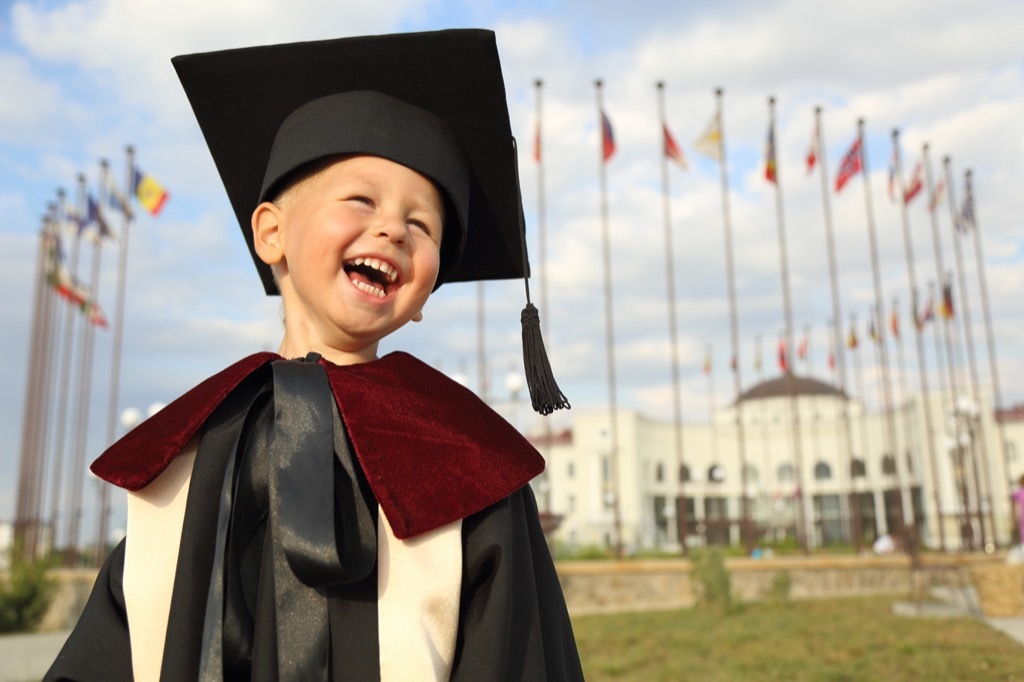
(530, 373, 1023, 554)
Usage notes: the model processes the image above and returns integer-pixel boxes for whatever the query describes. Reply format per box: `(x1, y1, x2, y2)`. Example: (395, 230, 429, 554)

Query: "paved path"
(0, 629, 67, 682)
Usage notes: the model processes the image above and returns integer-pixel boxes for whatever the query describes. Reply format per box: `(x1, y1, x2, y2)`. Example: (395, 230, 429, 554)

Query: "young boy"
(46, 29, 581, 681)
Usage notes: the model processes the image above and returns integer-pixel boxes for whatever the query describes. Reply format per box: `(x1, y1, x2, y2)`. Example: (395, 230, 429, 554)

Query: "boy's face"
(255, 155, 444, 358)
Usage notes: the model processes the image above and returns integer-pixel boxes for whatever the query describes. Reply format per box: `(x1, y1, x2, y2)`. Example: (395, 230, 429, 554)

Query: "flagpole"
(921, 143, 970, 550)
(825, 320, 852, 544)
(766, 97, 807, 552)
(709, 89, 752, 554)
(595, 79, 623, 559)
(947, 164, 1005, 546)
(754, 334, 773, 539)
(96, 149, 134, 563)
(533, 79, 554, 517)
(888, 297, 923, 543)
(857, 120, 907, 542)
(48, 188, 82, 555)
(32, 205, 65, 560)
(849, 313, 874, 541)
(813, 107, 859, 550)
(15, 211, 55, 559)
(656, 81, 686, 553)
(65, 171, 107, 565)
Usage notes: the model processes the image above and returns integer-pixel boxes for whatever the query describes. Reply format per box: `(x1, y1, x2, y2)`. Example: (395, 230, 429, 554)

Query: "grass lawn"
(572, 596, 1023, 681)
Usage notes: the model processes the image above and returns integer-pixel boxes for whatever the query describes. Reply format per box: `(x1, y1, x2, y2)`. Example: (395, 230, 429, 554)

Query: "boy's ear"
(252, 202, 285, 266)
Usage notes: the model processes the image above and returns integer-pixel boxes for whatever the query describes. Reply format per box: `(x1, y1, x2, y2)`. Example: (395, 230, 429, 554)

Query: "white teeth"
(353, 279, 386, 298)
(350, 257, 398, 283)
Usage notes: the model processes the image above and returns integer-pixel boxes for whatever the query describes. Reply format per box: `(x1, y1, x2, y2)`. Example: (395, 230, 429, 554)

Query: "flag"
(532, 119, 541, 163)
(764, 121, 777, 183)
(730, 354, 737, 371)
(834, 135, 863, 192)
(703, 350, 712, 374)
(939, 280, 955, 320)
(868, 314, 879, 343)
(778, 336, 788, 373)
(903, 160, 923, 204)
(694, 112, 722, 161)
(84, 195, 115, 243)
(889, 306, 900, 340)
(106, 174, 134, 220)
(663, 123, 687, 169)
(827, 347, 836, 371)
(955, 184, 975, 233)
(87, 300, 109, 328)
(58, 207, 85, 236)
(754, 343, 762, 373)
(600, 111, 616, 162)
(133, 166, 170, 216)
(847, 324, 859, 350)
(915, 293, 934, 331)
(797, 333, 808, 361)
(805, 120, 819, 174)
(928, 179, 945, 213)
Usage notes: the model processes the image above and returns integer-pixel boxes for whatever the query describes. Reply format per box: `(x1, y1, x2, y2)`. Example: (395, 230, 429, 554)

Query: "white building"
(530, 373, 1023, 554)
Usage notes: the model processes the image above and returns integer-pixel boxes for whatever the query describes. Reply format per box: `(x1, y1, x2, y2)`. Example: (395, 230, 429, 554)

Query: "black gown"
(45, 353, 583, 681)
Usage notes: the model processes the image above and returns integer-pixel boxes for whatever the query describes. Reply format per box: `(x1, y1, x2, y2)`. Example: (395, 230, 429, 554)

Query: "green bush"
(0, 551, 56, 633)
(690, 548, 737, 614)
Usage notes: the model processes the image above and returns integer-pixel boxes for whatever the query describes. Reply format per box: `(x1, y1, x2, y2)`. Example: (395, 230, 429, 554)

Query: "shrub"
(0, 549, 56, 633)
(690, 548, 737, 614)
(763, 571, 792, 604)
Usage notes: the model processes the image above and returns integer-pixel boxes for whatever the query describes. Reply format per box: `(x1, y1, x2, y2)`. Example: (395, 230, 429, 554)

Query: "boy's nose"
(373, 215, 408, 246)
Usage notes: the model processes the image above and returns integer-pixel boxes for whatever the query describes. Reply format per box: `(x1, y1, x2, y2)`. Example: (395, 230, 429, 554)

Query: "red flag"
(806, 120, 819, 174)
(903, 161, 923, 204)
(834, 135, 863, 193)
(600, 111, 616, 162)
(827, 349, 836, 370)
(889, 307, 900, 339)
(797, 334, 808, 360)
(764, 122, 777, 183)
(703, 350, 712, 374)
(887, 147, 898, 202)
(778, 336, 788, 373)
(663, 123, 687, 169)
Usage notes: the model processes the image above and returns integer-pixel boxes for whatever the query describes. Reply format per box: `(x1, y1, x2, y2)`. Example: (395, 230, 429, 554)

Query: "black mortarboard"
(172, 29, 568, 414)
(172, 29, 520, 292)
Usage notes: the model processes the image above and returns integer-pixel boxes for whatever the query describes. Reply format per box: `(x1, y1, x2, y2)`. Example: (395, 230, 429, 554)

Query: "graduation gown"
(45, 352, 583, 681)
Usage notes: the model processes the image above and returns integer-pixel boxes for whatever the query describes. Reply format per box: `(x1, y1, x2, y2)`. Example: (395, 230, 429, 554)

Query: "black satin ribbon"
(198, 354, 377, 680)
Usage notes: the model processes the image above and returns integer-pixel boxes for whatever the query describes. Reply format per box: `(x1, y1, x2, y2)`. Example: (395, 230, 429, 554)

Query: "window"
(850, 458, 867, 478)
(708, 464, 726, 483)
(655, 462, 665, 483)
(743, 464, 759, 484)
(679, 464, 691, 483)
(602, 456, 610, 482)
(567, 461, 575, 478)
(777, 463, 795, 483)
(814, 461, 832, 481)
(568, 495, 576, 513)
(881, 454, 896, 475)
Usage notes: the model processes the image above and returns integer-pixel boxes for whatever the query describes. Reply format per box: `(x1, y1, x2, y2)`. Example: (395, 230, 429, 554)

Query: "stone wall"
(31, 553, 1008, 628)
(558, 553, 1001, 616)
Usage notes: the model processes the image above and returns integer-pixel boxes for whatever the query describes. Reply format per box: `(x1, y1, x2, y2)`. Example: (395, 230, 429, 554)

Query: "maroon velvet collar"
(91, 352, 544, 539)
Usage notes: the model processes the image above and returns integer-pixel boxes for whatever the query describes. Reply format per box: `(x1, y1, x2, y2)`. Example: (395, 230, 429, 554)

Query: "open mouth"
(343, 257, 399, 298)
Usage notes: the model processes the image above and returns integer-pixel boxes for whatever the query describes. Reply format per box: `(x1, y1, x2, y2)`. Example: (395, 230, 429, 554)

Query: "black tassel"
(521, 302, 570, 415)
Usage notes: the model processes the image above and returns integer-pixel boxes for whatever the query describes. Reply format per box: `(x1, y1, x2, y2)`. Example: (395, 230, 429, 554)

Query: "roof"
(735, 373, 848, 404)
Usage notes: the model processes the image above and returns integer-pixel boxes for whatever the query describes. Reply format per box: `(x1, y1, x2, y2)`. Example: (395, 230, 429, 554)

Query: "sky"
(2, 0, 1022, 545)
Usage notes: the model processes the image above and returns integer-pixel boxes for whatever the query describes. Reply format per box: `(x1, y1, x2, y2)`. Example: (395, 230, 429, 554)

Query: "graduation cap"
(172, 29, 568, 414)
